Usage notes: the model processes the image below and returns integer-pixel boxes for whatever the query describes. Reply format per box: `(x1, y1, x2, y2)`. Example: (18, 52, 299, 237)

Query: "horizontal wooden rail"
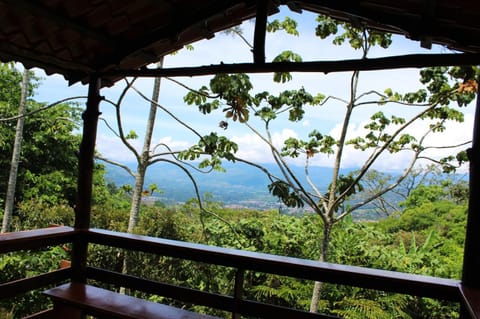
(0, 227, 75, 300)
(22, 309, 55, 319)
(0, 227, 467, 318)
(86, 267, 233, 312)
(101, 53, 480, 78)
(86, 267, 338, 319)
(0, 268, 71, 298)
(86, 228, 461, 301)
(0, 226, 76, 253)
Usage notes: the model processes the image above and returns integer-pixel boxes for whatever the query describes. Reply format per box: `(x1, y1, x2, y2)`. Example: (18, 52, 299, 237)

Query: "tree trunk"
(2, 69, 29, 233)
(309, 222, 332, 313)
(127, 165, 147, 233)
(122, 58, 163, 281)
(126, 57, 163, 234)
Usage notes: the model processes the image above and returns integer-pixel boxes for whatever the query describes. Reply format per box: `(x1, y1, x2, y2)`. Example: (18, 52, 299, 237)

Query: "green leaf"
(267, 17, 299, 36)
(272, 51, 303, 83)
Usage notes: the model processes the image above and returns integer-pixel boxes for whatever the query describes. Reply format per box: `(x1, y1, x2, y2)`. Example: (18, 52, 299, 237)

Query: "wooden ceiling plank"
(96, 1, 257, 71)
(3, 0, 118, 48)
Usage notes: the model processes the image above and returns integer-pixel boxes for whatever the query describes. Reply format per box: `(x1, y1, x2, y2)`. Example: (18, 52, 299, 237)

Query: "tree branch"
(0, 96, 87, 122)
(148, 158, 242, 244)
(130, 84, 204, 140)
(96, 155, 135, 178)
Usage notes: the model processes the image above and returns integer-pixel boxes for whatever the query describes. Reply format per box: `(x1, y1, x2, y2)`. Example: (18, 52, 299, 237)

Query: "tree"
(2, 68, 29, 233)
(98, 55, 239, 242)
(0, 63, 84, 230)
(354, 164, 450, 217)
(182, 15, 477, 312)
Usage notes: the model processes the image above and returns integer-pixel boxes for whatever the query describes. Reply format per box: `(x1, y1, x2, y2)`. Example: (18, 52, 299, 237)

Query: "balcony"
(1, 226, 478, 318)
(1, 1, 480, 318)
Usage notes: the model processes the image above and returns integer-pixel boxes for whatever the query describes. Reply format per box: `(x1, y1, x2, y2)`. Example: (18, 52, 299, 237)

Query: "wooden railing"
(1, 226, 478, 318)
(0, 227, 75, 299)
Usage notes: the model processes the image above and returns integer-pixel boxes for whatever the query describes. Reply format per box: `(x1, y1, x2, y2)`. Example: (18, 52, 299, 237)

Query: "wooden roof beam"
(102, 53, 480, 78)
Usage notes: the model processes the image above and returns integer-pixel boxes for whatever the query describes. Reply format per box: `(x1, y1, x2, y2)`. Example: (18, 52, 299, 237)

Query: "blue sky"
(32, 9, 476, 172)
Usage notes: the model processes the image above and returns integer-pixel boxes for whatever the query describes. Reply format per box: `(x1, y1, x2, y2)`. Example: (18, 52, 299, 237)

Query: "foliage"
(0, 246, 69, 317)
(1, 171, 468, 318)
(0, 63, 82, 211)
(0, 14, 474, 319)
(180, 13, 476, 312)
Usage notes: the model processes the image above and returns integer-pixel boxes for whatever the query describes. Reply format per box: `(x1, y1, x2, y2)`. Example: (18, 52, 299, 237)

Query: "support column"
(71, 76, 101, 283)
(253, 0, 267, 64)
(462, 75, 480, 288)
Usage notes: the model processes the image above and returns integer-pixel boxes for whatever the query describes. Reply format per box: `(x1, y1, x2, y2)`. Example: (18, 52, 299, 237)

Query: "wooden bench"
(43, 282, 221, 319)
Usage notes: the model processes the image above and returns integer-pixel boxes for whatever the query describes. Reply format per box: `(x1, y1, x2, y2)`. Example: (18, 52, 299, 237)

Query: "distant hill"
(103, 161, 336, 207)
(103, 161, 407, 219)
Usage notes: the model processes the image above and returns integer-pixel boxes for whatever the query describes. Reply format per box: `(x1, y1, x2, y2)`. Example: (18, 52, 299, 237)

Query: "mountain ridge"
(103, 161, 337, 205)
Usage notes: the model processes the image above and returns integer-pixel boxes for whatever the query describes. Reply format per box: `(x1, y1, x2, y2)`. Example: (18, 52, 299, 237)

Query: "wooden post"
(232, 269, 245, 319)
(462, 75, 480, 288)
(253, 0, 267, 64)
(71, 76, 101, 283)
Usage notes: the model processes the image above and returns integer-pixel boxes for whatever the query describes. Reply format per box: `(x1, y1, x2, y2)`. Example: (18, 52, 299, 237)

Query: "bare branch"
(0, 96, 87, 122)
(130, 84, 204, 140)
(96, 155, 135, 178)
(328, 70, 359, 216)
(109, 78, 141, 160)
(422, 140, 471, 150)
(223, 26, 253, 49)
(165, 77, 221, 99)
(305, 156, 329, 213)
(260, 121, 322, 213)
(149, 145, 214, 174)
(335, 102, 437, 205)
(149, 158, 242, 244)
(98, 117, 120, 138)
(335, 116, 460, 221)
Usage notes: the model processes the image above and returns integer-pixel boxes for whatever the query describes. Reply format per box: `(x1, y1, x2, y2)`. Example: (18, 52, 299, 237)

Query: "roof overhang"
(1, 0, 480, 86)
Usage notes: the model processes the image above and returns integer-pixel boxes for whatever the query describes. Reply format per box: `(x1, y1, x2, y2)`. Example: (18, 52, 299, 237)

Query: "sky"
(32, 8, 476, 173)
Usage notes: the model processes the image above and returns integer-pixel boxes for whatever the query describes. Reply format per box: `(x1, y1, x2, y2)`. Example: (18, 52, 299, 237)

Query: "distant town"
(105, 161, 384, 220)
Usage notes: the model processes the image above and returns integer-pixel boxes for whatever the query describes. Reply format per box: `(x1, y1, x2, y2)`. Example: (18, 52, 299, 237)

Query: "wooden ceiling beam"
(290, 0, 480, 53)
(102, 53, 480, 78)
(101, 1, 258, 69)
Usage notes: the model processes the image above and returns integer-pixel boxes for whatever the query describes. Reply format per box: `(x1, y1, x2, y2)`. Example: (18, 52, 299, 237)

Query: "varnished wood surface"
(87, 228, 461, 301)
(44, 282, 220, 319)
(22, 309, 55, 319)
(86, 267, 338, 319)
(460, 284, 480, 319)
(0, 268, 70, 298)
(0, 226, 75, 253)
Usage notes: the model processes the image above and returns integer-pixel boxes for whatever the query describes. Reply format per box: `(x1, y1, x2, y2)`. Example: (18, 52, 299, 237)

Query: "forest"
(0, 14, 478, 319)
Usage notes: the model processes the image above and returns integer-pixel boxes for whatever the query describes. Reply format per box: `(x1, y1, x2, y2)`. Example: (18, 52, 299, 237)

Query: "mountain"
(103, 161, 336, 209)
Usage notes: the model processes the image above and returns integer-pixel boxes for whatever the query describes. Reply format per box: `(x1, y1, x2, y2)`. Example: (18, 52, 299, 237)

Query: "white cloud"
(227, 109, 475, 172)
(96, 134, 139, 162)
(32, 9, 477, 177)
(322, 112, 474, 171)
(232, 129, 300, 163)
